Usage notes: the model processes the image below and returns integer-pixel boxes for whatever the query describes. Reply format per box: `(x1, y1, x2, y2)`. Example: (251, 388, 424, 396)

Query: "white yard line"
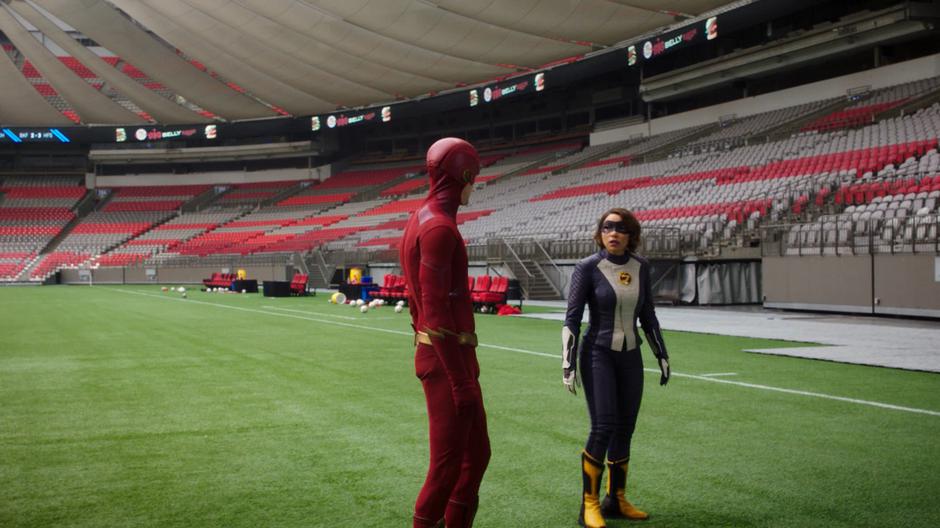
(699, 372, 739, 377)
(263, 305, 396, 321)
(109, 288, 940, 418)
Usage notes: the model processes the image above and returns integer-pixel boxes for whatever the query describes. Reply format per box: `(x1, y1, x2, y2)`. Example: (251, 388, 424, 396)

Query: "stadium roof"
(0, 0, 739, 125)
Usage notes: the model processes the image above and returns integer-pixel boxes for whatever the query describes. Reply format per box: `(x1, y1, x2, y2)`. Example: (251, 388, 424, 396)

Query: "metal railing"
(761, 215, 940, 257)
(115, 227, 695, 281)
(533, 238, 566, 293)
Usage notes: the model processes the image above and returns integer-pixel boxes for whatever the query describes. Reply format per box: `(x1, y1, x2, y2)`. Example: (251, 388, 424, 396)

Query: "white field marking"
(653, 369, 940, 417)
(262, 305, 360, 321)
(113, 288, 415, 338)
(265, 305, 398, 321)
(111, 288, 940, 417)
(699, 372, 738, 378)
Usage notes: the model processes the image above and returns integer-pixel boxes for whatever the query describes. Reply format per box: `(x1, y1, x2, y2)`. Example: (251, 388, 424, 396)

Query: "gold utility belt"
(415, 330, 478, 347)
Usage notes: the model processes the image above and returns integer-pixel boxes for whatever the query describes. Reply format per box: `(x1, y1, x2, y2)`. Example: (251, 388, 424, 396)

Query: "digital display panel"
(326, 109, 376, 129)
(113, 126, 216, 142)
(1, 127, 70, 143)
(628, 15, 719, 66)
(468, 73, 545, 108)
(310, 105, 395, 131)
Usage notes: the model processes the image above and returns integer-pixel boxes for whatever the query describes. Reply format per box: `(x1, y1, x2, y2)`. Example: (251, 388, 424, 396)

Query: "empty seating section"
(686, 99, 836, 151)
(151, 195, 360, 257)
(103, 185, 209, 212)
(458, 98, 940, 248)
(272, 162, 423, 209)
(0, 176, 85, 280)
(278, 192, 355, 207)
(802, 78, 940, 132)
(99, 211, 243, 266)
(787, 146, 940, 255)
(34, 210, 172, 277)
(380, 178, 428, 197)
(219, 180, 303, 207)
(313, 165, 423, 192)
(6, 75, 940, 279)
(67, 186, 213, 269)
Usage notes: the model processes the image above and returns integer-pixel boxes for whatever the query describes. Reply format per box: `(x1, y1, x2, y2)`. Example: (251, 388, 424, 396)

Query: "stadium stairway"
(494, 242, 562, 300)
(259, 181, 313, 208)
(482, 143, 586, 189)
(181, 186, 224, 212)
(634, 123, 721, 162)
(558, 139, 636, 173)
(304, 249, 335, 290)
(352, 169, 423, 203)
(765, 96, 864, 141)
(875, 83, 940, 121)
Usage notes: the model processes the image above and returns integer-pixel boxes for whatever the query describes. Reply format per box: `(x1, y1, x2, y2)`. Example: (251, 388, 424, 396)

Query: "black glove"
(658, 356, 670, 386)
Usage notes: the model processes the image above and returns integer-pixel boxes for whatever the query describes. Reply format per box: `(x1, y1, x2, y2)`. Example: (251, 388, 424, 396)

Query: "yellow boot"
(600, 458, 648, 520)
(578, 451, 607, 528)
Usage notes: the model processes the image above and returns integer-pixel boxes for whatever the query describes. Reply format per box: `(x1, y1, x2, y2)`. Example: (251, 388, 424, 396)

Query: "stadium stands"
(5, 73, 940, 281)
(0, 176, 85, 281)
(217, 180, 305, 207)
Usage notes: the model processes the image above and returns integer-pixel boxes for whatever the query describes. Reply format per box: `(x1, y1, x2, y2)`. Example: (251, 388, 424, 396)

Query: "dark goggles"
(601, 221, 629, 234)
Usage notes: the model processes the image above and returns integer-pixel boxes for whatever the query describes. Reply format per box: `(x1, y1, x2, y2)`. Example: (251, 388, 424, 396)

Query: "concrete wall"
(763, 254, 940, 318)
(60, 265, 291, 285)
(89, 165, 331, 189)
(763, 256, 873, 314)
(872, 254, 940, 318)
(367, 262, 513, 286)
(592, 53, 940, 145)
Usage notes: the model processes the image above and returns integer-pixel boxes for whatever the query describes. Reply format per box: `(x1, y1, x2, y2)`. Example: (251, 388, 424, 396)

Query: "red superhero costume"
(400, 138, 490, 528)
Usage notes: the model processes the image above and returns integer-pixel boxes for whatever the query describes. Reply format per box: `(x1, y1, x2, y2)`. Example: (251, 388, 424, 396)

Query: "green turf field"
(1, 285, 939, 527)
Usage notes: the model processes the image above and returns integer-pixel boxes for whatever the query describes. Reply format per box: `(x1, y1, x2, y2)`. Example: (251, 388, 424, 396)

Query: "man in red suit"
(400, 137, 490, 528)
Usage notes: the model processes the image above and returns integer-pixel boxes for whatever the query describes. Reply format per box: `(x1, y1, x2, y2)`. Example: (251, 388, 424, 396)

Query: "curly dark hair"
(593, 207, 641, 252)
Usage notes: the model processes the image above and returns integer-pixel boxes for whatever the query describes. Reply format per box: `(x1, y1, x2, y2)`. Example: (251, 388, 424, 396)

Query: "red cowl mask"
(422, 138, 481, 219)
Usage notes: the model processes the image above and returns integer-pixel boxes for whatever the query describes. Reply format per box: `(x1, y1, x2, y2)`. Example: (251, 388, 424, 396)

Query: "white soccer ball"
(356, 299, 365, 306)
(480, 305, 488, 314)
(178, 286, 186, 293)
(396, 300, 405, 307)
(181, 292, 187, 299)
(241, 289, 246, 294)
(394, 305, 404, 314)
(360, 304, 369, 313)
(161, 286, 168, 292)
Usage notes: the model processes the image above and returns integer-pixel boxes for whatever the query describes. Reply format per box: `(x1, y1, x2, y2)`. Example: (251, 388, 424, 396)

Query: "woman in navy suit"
(562, 207, 671, 528)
